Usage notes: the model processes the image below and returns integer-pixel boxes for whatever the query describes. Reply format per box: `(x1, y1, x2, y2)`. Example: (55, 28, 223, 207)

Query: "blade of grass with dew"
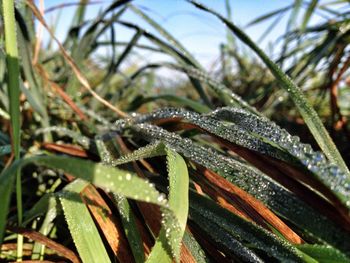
(132, 107, 350, 208)
(95, 137, 145, 263)
(189, 0, 350, 176)
(112, 195, 145, 263)
(59, 179, 111, 263)
(181, 231, 209, 263)
(128, 94, 211, 113)
(112, 142, 189, 262)
(190, 210, 264, 262)
(0, 154, 187, 262)
(115, 122, 350, 254)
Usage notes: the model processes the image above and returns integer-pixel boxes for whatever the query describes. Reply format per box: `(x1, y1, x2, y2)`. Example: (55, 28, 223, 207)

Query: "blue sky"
(40, 0, 336, 68)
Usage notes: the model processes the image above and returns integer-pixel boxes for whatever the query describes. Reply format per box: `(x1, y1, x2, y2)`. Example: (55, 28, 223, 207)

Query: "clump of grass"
(0, 0, 350, 262)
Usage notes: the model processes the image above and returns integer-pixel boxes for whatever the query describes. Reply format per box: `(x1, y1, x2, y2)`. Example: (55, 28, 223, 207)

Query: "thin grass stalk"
(2, 0, 23, 260)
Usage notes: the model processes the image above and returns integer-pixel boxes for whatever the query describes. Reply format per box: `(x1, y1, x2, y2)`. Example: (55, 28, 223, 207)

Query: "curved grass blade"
(112, 195, 145, 263)
(133, 108, 290, 162)
(210, 107, 350, 209)
(113, 122, 350, 254)
(112, 142, 189, 262)
(95, 137, 145, 263)
(129, 4, 200, 67)
(59, 179, 111, 263)
(189, 0, 350, 176)
(246, 4, 293, 27)
(129, 94, 211, 113)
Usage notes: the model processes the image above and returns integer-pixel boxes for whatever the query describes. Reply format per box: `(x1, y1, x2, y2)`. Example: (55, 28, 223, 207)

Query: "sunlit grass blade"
(2, 0, 23, 258)
(189, 0, 350, 176)
(113, 195, 145, 263)
(59, 179, 111, 263)
(113, 142, 189, 262)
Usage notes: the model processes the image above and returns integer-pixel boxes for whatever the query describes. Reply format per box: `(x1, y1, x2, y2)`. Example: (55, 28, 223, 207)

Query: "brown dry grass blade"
(35, 65, 88, 121)
(6, 226, 80, 263)
(81, 184, 134, 263)
(41, 143, 88, 158)
(196, 166, 303, 244)
(25, 0, 128, 118)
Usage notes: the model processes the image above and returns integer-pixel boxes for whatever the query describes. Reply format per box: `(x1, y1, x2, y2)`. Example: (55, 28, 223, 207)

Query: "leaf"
(188, 0, 350, 177)
(301, 0, 319, 32)
(296, 244, 350, 263)
(113, 142, 189, 262)
(112, 121, 350, 254)
(59, 179, 111, 263)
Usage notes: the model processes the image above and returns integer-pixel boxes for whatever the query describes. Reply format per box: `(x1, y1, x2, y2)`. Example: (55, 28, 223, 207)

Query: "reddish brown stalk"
(49, 81, 88, 121)
(197, 166, 304, 244)
(81, 185, 134, 263)
(35, 65, 88, 121)
(41, 143, 88, 158)
(6, 226, 80, 263)
(193, 172, 256, 223)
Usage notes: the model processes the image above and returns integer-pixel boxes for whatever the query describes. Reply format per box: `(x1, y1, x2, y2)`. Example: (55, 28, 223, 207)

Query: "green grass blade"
(60, 179, 111, 263)
(2, 0, 23, 258)
(95, 138, 145, 263)
(246, 4, 292, 27)
(113, 195, 145, 263)
(295, 244, 350, 262)
(301, 0, 319, 32)
(129, 4, 200, 68)
(2, 0, 21, 159)
(113, 142, 189, 262)
(128, 94, 211, 113)
(189, 0, 350, 176)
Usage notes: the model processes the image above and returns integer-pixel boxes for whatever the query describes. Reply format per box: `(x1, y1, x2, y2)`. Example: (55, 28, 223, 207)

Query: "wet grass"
(0, 0, 350, 262)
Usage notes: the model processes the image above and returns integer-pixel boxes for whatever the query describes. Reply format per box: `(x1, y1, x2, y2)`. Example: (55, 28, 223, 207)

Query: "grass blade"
(301, 0, 319, 32)
(60, 179, 111, 263)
